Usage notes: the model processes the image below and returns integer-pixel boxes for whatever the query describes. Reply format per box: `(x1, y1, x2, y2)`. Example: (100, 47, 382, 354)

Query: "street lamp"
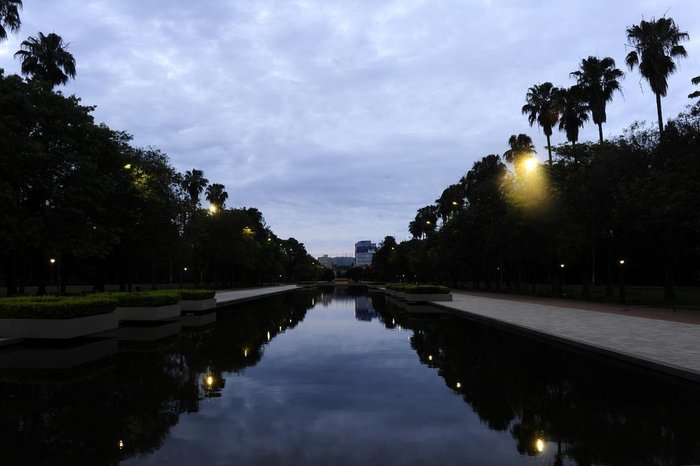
(560, 264, 566, 294)
(618, 259, 626, 303)
(49, 258, 56, 290)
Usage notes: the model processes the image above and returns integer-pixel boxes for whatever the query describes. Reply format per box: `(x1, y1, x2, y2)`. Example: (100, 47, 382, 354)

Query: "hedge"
(0, 295, 118, 319)
(103, 291, 180, 307)
(403, 285, 451, 295)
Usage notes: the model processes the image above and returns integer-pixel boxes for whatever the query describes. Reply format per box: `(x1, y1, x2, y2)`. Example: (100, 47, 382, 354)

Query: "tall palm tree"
(570, 56, 624, 143)
(205, 183, 229, 210)
(14, 32, 76, 88)
(182, 169, 208, 207)
(558, 85, 589, 146)
(522, 82, 561, 164)
(0, 0, 21, 42)
(503, 134, 536, 164)
(625, 17, 689, 133)
(689, 76, 700, 99)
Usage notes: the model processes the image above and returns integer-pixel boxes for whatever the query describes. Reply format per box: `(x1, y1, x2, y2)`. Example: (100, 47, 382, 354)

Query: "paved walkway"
(216, 285, 298, 306)
(435, 293, 700, 383)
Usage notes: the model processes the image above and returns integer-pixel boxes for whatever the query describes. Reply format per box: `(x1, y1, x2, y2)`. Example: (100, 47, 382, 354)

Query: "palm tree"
(558, 85, 589, 146)
(522, 82, 561, 164)
(570, 56, 624, 143)
(625, 17, 689, 133)
(0, 0, 22, 42)
(205, 183, 229, 210)
(14, 32, 76, 88)
(181, 169, 208, 207)
(503, 134, 536, 164)
(689, 76, 700, 99)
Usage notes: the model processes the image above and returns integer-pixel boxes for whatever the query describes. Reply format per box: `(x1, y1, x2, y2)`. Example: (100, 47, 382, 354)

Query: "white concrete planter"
(117, 319, 181, 342)
(0, 312, 118, 339)
(180, 298, 217, 312)
(115, 304, 181, 321)
(0, 338, 118, 370)
(404, 303, 445, 314)
(404, 293, 453, 303)
(181, 312, 217, 327)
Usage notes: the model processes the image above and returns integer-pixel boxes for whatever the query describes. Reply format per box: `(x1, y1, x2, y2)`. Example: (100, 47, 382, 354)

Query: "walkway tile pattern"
(436, 294, 700, 382)
(215, 285, 298, 306)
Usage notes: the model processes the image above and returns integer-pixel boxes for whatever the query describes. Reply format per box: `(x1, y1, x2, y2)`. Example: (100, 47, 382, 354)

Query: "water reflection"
(0, 289, 697, 465)
(375, 295, 700, 466)
(0, 291, 317, 466)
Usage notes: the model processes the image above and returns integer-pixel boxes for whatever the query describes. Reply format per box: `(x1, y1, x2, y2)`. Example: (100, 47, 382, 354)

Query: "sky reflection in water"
(124, 290, 527, 465)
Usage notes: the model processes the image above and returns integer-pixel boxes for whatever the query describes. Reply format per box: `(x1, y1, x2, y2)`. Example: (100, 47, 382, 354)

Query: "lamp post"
(560, 263, 565, 290)
(618, 259, 625, 303)
(50, 258, 56, 292)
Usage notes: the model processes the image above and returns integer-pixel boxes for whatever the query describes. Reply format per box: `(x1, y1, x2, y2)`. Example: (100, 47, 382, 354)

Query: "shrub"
(0, 295, 118, 319)
(402, 285, 451, 295)
(103, 291, 180, 307)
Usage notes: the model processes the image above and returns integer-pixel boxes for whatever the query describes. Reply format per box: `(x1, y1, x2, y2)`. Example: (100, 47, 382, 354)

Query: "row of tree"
(0, 2, 325, 294)
(369, 16, 699, 301)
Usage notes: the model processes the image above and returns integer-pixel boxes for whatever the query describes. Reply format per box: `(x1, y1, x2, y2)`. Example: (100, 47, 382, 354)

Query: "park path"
(435, 292, 700, 382)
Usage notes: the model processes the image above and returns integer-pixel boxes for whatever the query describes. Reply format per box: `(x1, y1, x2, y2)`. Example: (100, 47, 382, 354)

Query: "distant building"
(332, 256, 355, 270)
(355, 240, 377, 267)
(318, 254, 333, 269)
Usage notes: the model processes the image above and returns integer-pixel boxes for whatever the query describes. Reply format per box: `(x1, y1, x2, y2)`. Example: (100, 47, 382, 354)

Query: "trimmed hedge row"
(403, 285, 450, 295)
(0, 296, 118, 319)
(104, 291, 180, 307)
(104, 289, 214, 307)
(0, 289, 216, 319)
(386, 284, 451, 294)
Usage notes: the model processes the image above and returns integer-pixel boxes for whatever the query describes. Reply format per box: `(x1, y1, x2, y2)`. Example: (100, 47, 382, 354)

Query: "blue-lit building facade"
(355, 240, 377, 267)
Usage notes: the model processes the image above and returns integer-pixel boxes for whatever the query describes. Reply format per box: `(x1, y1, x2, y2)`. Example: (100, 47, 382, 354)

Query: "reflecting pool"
(0, 288, 698, 465)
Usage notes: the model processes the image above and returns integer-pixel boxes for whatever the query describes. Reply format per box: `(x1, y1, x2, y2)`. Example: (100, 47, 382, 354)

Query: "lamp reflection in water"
(535, 437, 546, 453)
(202, 369, 225, 398)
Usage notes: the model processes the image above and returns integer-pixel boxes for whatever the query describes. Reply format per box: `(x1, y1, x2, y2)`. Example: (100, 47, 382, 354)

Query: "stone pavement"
(215, 285, 298, 307)
(434, 293, 700, 383)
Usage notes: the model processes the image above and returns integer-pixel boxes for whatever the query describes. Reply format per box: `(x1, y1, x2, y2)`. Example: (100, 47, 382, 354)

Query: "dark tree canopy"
(0, 0, 21, 41)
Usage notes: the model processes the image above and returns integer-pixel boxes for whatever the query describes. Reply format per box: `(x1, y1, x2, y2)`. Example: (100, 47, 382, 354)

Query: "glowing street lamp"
(523, 156, 539, 173)
(618, 259, 626, 303)
(49, 258, 56, 289)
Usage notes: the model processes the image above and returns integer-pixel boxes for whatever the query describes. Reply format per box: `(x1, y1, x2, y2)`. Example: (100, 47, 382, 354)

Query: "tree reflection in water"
(373, 295, 700, 466)
(0, 291, 317, 466)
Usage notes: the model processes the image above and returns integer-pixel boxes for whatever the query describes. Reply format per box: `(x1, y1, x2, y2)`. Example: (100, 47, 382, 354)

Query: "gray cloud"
(2, 0, 699, 256)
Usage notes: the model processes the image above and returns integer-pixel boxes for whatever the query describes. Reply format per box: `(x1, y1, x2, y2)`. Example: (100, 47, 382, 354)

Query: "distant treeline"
(0, 71, 328, 294)
(368, 16, 700, 301)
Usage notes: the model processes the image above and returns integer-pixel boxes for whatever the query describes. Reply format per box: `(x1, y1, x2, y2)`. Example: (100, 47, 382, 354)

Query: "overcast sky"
(1, 1, 699, 257)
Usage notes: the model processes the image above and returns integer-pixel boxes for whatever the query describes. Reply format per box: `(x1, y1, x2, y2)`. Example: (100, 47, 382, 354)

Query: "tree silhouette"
(503, 134, 536, 164)
(689, 76, 700, 99)
(625, 17, 689, 133)
(522, 82, 561, 164)
(181, 169, 208, 207)
(205, 183, 228, 210)
(570, 56, 624, 143)
(14, 32, 76, 88)
(558, 85, 589, 146)
(0, 0, 21, 42)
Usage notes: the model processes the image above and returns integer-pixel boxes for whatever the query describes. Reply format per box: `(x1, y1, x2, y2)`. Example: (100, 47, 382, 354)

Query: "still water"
(0, 288, 699, 465)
